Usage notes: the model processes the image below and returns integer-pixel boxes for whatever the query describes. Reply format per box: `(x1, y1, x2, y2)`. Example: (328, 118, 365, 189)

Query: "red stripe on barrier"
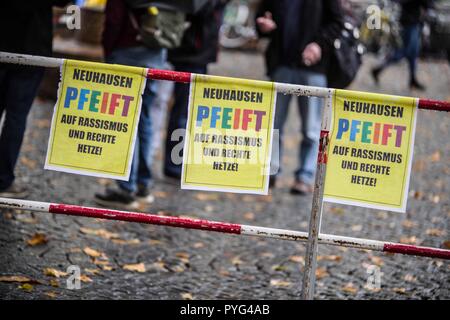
(418, 99, 450, 112)
(383, 243, 450, 259)
(147, 69, 192, 83)
(49, 204, 242, 234)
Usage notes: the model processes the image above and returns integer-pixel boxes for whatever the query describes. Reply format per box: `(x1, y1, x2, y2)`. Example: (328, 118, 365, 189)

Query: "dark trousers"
(0, 67, 44, 190)
(383, 23, 422, 81)
(163, 64, 207, 177)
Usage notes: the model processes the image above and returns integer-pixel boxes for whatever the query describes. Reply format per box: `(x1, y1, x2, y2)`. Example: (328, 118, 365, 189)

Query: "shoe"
(269, 176, 276, 188)
(0, 183, 29, 199)
(94, 187, 138, 210)
(163, 169, 181, 180)
(136, 184, 155, 204)
(371, 67, 381, 84)
(290, 180, 314, 195)
(410, 78, 426, 91)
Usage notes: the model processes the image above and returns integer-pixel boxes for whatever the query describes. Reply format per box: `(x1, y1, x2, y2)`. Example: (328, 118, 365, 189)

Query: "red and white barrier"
(0, 197, 448, 260)
(1, 51, 449, 112)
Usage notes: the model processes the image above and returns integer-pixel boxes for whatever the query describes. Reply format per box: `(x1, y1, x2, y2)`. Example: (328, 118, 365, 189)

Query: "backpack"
(125, 0, 205, 49)
(327, 19, 364, 89)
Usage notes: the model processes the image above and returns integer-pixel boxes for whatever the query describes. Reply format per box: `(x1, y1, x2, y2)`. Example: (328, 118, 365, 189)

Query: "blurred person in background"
(0, 1, 72, 198)
(372, 0, 434, 90)
(94, 0, 167, 209)
(163, 0, 227, 179)
(256, 0, 343, 194)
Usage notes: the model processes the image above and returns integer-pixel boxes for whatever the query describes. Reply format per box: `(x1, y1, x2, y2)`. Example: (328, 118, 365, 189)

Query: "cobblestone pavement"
(0, 50, 449, 300)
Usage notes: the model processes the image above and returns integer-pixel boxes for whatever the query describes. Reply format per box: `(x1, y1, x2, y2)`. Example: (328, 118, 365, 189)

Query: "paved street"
(0, 49, 449, 299)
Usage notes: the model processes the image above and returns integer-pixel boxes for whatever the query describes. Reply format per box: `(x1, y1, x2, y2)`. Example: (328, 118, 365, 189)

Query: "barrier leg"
(301, 92, 333, 300)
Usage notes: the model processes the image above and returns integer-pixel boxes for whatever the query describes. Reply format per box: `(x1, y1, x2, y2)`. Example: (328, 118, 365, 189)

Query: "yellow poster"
(324, 89, 418, 212)
(181, 74, 277, 194)
(45, 59, 147, 180)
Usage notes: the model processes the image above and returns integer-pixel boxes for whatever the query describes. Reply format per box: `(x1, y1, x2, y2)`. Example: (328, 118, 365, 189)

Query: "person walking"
(256, 0, 343, 194)
(0, 1, 71, 198)
(372, 0, 433, 90)
(163, 0, 226, 179)
(94, 0, 167, 209)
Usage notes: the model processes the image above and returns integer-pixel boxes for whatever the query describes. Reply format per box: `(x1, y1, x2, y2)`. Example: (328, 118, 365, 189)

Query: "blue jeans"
(106, 46, 166, 192)
(0, 67, 44, 190)
(163, 64, 207, 178)
(271, 66, 326, 184)
(384, 24, 421, 80)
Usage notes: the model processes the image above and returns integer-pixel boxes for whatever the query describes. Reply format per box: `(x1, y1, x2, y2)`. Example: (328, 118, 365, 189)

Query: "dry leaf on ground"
(123, 263, 146, 273)
(270, 279, 292, 287)
(26, 233, 48, 246)
(43, 268, 68, 278)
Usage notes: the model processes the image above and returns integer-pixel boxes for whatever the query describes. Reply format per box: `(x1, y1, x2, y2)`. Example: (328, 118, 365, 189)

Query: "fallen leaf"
(443, 240, 450, 249)
(181, 293, 194, 300)
(20, 157, 37, 169)
(315, 267, 329, 280)
(0, 276, 39, 284)
(193, 242, 204, 249)
(342, 282, 357, 294)
(270, 279, 292, 287)
(18, 283, 33, 292)
(271, 265, 288, 271)
(369, 256, 384, 266)
(79, 228, 120, 240)
(26, 233, 48, 246)
(148, 239, 162, 245)
(426, 228, 446, 237)
(400, 236, 417, 245)
(111, 239, 141, 245)
(176, 252, 190, 264)
(329, 207, 345, 215)
(231, 256, 243, 266)
(83, 247, 107, 259)
(243, 212, 255, 221)
(49, 279, 59, 287)
(351, 225, 363, 232)
(153, 191, 168, 198)
(96, 178, 110, 186)
(392, 287, 407, 294)
(44, 291, 58, 298)
(317, 255, 342, 262)
(43, 268, 68, 278)
(431, 195, 440, 204)
(289, 256, 305, 264)
(402, 220, 417, 229)
(195, 193, 219, 201)
(85, 268, 101, 275)
(80, 275, 93, 283)
(404, 274, 417, 282)
(123, 263, 146, 273)
(430, 151, 441, 162)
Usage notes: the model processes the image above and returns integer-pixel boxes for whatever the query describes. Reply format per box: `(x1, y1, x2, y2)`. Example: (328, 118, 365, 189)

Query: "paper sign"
(181, 74, 277, 194)
(45, 59, 147, 180)
(323, 89, 418, 212)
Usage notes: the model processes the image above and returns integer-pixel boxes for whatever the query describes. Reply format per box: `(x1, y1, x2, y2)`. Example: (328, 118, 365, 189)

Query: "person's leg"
(293, 69, 327, 192)
(269, 66, 294, 182)
(372, 29, 408, 82)
(95, 47, 164, 207)
(163, 64, 207, 178)
(404, 24, 424, 89)
(0, 67, 44, 195)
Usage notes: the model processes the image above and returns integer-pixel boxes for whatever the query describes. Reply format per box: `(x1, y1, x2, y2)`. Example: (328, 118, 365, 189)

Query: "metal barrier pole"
(1, 52, 449, 111)
(1, 197, 449, 259)
(301, 92, 333, 299)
